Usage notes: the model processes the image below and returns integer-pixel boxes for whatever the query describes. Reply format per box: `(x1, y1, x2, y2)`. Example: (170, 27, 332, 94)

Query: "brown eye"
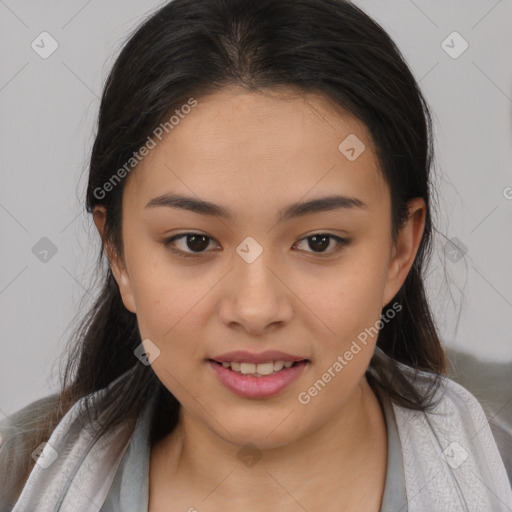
(183, 234, 210, 252)
(307, 234, 330, 252)
(294, 233, 350, 256)
(164, 233, 219, 258)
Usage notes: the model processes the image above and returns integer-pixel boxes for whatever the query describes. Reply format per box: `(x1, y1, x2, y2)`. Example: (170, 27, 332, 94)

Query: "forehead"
(123, 86, 389, 216)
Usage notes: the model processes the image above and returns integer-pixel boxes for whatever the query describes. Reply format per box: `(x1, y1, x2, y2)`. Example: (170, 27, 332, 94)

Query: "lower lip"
(207, 360, 309, 399)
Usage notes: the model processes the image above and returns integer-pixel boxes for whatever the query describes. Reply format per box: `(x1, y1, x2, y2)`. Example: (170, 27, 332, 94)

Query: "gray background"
(1, 0, 511, 417)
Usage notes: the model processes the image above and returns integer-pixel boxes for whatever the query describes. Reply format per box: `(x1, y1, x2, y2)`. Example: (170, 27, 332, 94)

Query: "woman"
(1, 0, 511, 510)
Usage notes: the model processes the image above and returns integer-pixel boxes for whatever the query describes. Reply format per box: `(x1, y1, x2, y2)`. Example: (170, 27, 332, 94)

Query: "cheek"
(129, 261, 220, 369)
(136, 286, 199, 348)
(124, 234, 193, 328)
(125, 256, 188, 342)
(297, 253, 388, 349)
(294, 261, 386, 422)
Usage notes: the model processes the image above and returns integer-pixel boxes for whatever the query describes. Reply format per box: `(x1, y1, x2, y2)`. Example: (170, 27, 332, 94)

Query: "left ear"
(382, 197, 426, 308)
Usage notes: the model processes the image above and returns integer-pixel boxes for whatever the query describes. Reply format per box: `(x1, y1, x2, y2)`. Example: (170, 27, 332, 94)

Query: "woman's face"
(95, 85, 424, 448)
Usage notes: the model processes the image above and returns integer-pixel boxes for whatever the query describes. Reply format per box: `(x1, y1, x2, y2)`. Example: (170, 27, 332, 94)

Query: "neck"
(150, 377, 387, 509)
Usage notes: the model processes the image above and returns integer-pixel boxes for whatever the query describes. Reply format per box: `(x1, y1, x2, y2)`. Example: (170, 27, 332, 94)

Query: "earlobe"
(92, 206, 137, 313)
(382, 198, 426, 307)
(109, 260, 137, 314)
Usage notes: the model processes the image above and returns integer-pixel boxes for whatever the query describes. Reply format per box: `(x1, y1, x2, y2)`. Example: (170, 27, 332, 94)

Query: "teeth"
(273, 360, 285, 371)
(256, 362, 274, 375)
(240, 362, 256, 374)
(218, 359, 301, 376)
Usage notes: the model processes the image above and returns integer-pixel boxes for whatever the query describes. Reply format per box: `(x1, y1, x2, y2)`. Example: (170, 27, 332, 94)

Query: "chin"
(217, 414, 305, 451)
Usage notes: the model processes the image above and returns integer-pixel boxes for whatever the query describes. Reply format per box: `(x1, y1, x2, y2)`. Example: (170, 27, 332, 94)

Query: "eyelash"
(163, 232, 350, 259)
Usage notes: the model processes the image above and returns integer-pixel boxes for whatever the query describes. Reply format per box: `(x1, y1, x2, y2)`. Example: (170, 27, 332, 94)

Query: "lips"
(207, 350, 310, 398)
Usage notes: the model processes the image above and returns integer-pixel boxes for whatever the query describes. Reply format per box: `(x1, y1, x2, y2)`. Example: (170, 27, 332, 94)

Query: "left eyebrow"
(144, 193, 368, 221)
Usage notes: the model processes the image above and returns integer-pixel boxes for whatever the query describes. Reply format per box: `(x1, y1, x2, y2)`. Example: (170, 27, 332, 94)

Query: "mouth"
(207, 358, 310, 399)
(208, 358, 309, 377)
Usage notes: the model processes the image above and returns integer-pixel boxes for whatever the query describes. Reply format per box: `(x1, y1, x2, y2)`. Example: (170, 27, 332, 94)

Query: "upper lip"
(210, 350, 309, 364)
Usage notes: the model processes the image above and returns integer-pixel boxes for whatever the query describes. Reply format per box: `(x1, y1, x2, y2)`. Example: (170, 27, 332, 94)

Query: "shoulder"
(0, 393, 60, 510)
(392, 371, 512, 505)
(383, 348, 506, 437)
(444, 347, 512, 485)
(426, 375, 493, 429)
(390, 369, 494, 441)
(395, 367, 499, 441)
(372, 345, 512, 505)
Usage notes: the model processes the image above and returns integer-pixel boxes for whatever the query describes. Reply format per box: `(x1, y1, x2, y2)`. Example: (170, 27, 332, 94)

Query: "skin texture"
(93, 85, 426, 511)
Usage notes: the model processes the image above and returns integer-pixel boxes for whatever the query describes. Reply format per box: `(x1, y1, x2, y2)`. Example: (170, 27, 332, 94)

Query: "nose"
(218, 253, 294, 336)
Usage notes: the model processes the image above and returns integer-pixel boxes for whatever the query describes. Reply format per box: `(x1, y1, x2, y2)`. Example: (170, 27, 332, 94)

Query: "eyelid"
(163, 231, 350, 258)
(163, 232, 220, 259)
(293, 233, 349, 255)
